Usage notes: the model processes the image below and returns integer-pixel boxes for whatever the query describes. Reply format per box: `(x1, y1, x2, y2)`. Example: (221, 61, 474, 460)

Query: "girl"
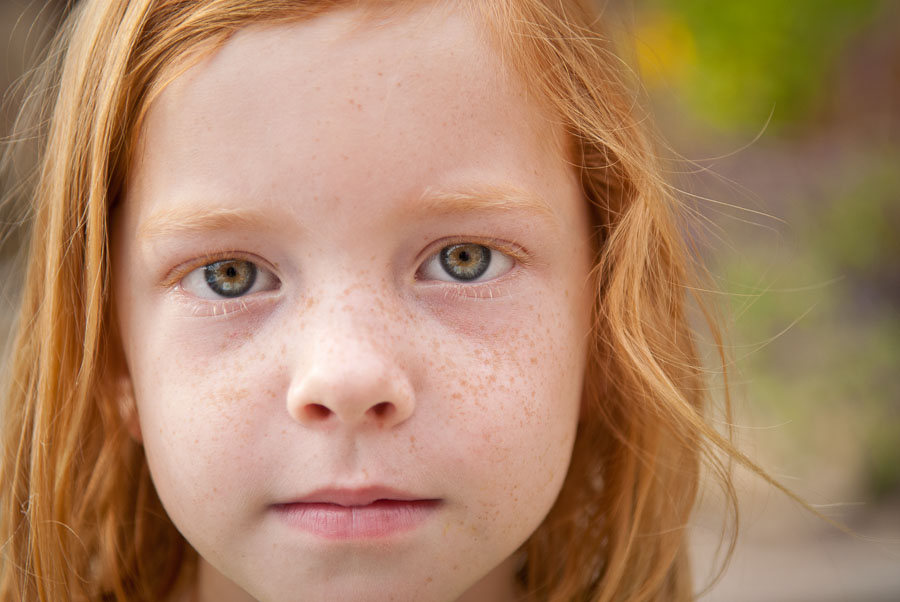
(0, 0, 746, 600)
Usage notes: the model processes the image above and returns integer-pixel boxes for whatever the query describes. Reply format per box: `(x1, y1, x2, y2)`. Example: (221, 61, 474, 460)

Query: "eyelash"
(165, 237, 530, 314)
(163, 251, 266, 288)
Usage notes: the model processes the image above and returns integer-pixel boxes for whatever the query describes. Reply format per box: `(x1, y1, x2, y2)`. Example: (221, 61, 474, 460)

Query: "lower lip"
(273, 499, 441, 539)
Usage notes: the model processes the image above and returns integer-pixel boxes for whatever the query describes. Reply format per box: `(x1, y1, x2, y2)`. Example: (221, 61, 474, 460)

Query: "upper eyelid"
(417, 236, 532, 268)
(162, 251, 278, 289)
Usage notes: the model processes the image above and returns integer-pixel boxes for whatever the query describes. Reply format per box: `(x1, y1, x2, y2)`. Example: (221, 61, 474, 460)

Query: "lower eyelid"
(423, 268, 523, 299)
(173, 287, 280, 318)
(443, 283, 514, 301)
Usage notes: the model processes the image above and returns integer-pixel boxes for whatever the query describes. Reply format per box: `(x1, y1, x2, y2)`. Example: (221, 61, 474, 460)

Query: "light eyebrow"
(137, 206, 276, 241)
(137, 185, 560, 241)
(416, 184, 561, 227)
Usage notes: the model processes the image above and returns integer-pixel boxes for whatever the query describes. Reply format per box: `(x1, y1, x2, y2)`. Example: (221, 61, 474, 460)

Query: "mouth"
(272, 487, 442, 540)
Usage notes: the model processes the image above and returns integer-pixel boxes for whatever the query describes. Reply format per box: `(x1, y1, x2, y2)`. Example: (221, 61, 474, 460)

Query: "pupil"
(225, 266, 237, 278)
(458, 250, 470, 263)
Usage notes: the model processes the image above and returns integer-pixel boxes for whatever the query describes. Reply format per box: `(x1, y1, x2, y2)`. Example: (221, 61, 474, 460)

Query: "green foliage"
(639, 0, 885, 133)
(812, 155, 900, 279)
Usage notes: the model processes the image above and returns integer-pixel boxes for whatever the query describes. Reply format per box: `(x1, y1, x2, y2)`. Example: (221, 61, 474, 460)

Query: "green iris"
(439, 244, 491, 281)
(204, 259, 257, 297)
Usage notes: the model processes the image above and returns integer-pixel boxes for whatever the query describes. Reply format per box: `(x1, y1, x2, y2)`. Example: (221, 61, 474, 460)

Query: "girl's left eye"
(418, 243, 514, 283)
(180, 259, 279, 300)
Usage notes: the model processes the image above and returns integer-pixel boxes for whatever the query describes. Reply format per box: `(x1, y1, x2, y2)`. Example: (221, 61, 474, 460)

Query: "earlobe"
(107, 290, 142, 443)
(115, 373, 143, 443)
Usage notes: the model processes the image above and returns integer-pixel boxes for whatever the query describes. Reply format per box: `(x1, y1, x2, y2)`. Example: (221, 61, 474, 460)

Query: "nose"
(286, 322, 415, 431)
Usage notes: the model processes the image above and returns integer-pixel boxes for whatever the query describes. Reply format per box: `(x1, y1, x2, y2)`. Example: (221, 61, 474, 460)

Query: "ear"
(106, 313, 143, 443)
(115, 371, 143, 443)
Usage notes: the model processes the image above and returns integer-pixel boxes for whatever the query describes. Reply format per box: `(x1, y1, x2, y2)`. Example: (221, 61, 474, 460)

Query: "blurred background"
(621, 0, 900, 600)
(2, 1, 899, 600)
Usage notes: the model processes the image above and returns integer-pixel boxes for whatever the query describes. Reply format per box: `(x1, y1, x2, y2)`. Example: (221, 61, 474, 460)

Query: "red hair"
(1, 1, 747, 600)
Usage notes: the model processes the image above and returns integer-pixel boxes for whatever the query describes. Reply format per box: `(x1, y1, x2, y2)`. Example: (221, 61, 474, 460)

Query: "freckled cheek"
(429, 305, 584, 479)
(133, 339, 278, 507)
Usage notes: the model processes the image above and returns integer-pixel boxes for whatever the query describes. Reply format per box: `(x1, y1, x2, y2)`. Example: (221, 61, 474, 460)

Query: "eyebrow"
(137, 206, 279, 241)
(416, 184, 560, 226)
(137, 184, 560, 241)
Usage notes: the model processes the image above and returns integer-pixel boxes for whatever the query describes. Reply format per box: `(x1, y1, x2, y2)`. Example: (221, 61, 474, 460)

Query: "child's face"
(113, 4, 593, 601)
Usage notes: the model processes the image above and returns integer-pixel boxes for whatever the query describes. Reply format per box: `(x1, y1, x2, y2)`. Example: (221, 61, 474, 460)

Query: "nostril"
(369, 401, 394, 419)
(302, 403, 332, 421)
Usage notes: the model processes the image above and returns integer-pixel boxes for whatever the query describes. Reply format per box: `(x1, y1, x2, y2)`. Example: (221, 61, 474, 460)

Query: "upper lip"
(277, 486, 438, 507)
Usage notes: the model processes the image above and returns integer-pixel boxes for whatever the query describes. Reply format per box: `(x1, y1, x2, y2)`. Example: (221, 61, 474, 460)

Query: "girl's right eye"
(180, 259, 279, 300)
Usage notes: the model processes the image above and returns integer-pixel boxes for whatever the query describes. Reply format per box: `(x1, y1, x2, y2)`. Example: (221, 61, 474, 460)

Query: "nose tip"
(287, 366, 415, 430)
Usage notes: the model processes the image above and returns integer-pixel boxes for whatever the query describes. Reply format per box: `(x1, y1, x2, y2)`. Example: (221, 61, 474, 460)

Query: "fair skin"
(113, 3, 593, 602)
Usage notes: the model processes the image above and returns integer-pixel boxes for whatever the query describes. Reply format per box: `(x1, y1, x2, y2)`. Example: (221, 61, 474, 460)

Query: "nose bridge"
(286, 279, 415, 430)
(313, 276, 405, 358)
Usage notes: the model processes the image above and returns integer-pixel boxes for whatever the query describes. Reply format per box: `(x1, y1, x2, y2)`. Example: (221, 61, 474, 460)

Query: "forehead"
(127, 2, 570, 225)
